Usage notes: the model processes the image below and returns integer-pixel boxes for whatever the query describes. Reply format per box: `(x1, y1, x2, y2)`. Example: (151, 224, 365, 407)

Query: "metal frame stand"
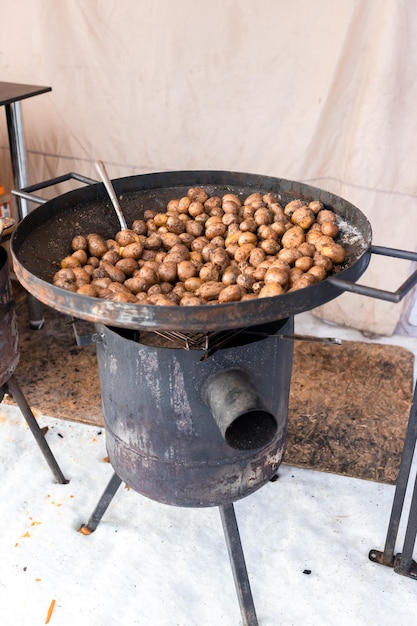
(80, 471, 259, 625)
(369, 377, 417, 578)
(3, 375, 68, 484)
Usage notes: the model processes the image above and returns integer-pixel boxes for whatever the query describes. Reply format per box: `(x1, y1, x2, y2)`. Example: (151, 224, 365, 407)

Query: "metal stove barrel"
(94, 317, 294, 507)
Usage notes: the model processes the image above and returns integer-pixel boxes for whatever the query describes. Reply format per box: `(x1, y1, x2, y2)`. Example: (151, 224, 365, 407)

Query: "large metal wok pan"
(10, 170, 417, 332)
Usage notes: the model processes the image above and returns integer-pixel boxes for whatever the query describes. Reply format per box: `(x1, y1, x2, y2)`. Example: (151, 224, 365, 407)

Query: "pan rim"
(11, 170, 372, 331)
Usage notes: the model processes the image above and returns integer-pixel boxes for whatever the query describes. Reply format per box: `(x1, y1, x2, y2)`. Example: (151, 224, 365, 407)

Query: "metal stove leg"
(369, 376, 417, 578)
(5, 375, 68, 484)
(219, 503, 259, 626)
(80, 472, 122, 534)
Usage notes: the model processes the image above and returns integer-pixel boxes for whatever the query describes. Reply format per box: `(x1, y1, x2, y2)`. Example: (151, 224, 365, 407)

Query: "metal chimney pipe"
(202, 368, 277, 450)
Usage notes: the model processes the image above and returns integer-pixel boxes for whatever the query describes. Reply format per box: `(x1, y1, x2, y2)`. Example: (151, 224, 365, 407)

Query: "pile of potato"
(53, 187, 347, 306)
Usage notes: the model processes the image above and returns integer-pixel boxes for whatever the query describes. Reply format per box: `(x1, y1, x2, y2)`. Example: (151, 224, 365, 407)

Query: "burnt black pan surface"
(11, 170, 372, 331)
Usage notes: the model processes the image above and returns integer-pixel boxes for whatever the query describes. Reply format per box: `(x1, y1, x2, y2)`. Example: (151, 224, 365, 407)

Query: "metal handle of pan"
(327, 245, 417, 302)
(13, 166, 128, 231)
(11, 172, 100, 206)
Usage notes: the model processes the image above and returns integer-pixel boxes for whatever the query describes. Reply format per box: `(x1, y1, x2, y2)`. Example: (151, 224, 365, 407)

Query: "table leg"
(5, 101, 44, 329)
(5, 101, 30, 219)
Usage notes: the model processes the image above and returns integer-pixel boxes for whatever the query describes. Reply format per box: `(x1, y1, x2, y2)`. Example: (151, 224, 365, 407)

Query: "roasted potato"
(60, 255, 81, 269)
(87, 234, 108, 258)
(116, 229, 140, 246)
(218, 284, 245, 303)
(321, 242, 346, 264)
(71, 235, 88, 251)
(195, 281, 224, 301)
(281, 226, 305, 249)
(258, 283, 285, 298)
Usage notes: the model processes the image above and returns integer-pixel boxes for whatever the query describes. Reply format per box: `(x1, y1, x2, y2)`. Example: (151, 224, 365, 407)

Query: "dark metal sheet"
(11, 170, 372, 331)
(0, 247, 19, 385)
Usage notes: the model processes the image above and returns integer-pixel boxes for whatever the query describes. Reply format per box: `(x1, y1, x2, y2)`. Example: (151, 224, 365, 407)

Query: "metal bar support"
(4, 375, 68, 484)
(219, 503, 259, 626)
(369, 376, 417, 578)
(80, 471, 123, 534)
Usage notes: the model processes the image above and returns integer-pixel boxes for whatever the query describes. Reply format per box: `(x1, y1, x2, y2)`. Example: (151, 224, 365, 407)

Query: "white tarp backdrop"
(1, 0, 416, 335)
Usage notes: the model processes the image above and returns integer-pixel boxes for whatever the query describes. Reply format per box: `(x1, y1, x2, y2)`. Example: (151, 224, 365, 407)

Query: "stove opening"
(225, 409, 278, 450)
